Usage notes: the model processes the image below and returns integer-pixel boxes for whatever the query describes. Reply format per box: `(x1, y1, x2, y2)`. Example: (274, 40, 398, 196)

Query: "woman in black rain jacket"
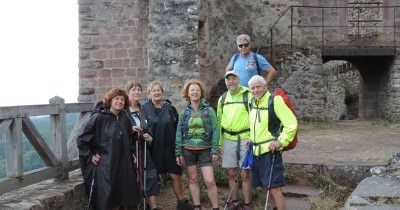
(141, 81, 192, 210)
(77, 88, 138, 210)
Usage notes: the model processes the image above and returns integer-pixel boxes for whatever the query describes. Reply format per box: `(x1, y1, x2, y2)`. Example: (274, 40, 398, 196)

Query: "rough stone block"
(79, 78, 94, 88)
(79, 88, 94, 95)
(79, 0, 94, 5)
(113, 49, 128, 59)
(92, 50, 110, 60)
(79, 68, 97, 78)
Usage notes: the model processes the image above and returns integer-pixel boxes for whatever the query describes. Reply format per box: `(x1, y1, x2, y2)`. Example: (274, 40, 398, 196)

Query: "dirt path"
(284, 120, 400, 166)
(153, 120, 400, 209)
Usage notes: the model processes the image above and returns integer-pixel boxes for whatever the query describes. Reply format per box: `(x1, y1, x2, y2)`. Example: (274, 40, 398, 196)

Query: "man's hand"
(269, 141, 282, 152)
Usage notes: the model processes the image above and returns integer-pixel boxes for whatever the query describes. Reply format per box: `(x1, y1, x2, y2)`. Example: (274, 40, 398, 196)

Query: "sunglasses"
(238, 43, 249, 48)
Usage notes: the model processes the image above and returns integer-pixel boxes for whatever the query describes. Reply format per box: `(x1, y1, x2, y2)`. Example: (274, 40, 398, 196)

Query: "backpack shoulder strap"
(243, 90, 249, 113)
(249, 98, 253, 110)
(181, 108, 191, 140)
(220, 91, 228, 113)
(231, 53, 240, 70)
(268, 94, 281, 137)
(253, 53, 261, 75)
(221, 90, 250, 113)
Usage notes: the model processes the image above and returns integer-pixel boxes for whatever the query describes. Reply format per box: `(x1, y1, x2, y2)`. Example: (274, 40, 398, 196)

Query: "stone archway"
(323, 55, 395, 120)
(323, 61, 360, 120)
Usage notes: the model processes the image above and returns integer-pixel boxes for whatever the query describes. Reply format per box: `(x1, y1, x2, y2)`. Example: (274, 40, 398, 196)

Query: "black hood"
(92, 101, 110, 115)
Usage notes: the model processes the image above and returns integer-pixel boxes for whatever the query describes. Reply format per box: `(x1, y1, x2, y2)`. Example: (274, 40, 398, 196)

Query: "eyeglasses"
(238, 43, 249, 48)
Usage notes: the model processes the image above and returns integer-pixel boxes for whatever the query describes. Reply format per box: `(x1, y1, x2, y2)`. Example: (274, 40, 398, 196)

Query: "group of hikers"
(77, 34, 299, 210)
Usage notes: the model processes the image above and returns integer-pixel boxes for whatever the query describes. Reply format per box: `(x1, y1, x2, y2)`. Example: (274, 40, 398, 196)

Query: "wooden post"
(49, 96, 68, 181)
(6, 118, 23, 178)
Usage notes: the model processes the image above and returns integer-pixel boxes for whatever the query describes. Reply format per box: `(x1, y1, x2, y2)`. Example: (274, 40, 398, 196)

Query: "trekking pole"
(143, 137, 147, 210)
(223, 145, 250, 210)
(223, 166, 243, 210)
(134, 155, 149, 209)
(135, 136, 140, 210)
(264, 152, 275, 210)
(85, 167, 96, 210)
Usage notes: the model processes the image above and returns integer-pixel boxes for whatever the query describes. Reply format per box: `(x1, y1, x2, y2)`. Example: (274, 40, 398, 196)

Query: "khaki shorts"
(221, 138, 250, 169)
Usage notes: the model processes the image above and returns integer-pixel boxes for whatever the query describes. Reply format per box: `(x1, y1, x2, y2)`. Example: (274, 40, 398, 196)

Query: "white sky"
(0, 1, 78, 106)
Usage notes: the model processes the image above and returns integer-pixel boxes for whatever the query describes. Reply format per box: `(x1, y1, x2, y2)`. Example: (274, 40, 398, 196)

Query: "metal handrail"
(256, 6, 292, 54)
(256, 5, 400, 61)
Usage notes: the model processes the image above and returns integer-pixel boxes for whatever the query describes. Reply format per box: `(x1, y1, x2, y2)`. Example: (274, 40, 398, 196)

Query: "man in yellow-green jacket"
(248, 75, 298, 210)
(217, 71, 252, 210)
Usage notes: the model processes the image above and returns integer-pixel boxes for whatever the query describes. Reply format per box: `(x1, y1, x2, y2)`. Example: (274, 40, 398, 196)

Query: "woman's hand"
(176, 156, 184, 166)
(91, 153, 101, 165)
(132, 126, 143, 134)
(211, 154, 219, 162)
(132, 154, 137, 163)
(143, 133, 153, 143)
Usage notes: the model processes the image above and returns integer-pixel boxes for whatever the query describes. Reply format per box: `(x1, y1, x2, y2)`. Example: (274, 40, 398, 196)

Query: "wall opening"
(323, 60, 360, 120)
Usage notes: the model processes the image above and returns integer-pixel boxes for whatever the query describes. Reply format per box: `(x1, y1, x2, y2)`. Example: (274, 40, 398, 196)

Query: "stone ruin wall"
(382, 57, 400, 121)
(78, 0, 303, 111)
(78, 0, 400, 120)
(148, 0, 200, 109)
(78, 0, 150, 103)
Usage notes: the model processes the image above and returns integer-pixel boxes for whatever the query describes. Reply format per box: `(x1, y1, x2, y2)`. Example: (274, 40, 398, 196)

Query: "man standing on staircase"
(226, 34, 277, 88)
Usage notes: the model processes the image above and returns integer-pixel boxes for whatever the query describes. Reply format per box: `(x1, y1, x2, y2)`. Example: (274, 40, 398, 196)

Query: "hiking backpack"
(231, 53, 261, 76)
(181, 104, 212, 141)
(268, 88, 298, 151)
(220, 89, 250, 113)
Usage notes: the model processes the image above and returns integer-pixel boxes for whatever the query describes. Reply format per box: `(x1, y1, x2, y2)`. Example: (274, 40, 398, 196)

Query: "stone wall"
(148, 0, 199, 110)
(384, 57, 400, 121)
(77, 0, 400, 120)
(273, 47, 326, 120)
(199, 0, 296, 72)
(0, 170, 86, 210)
(78, 0, 149, 102)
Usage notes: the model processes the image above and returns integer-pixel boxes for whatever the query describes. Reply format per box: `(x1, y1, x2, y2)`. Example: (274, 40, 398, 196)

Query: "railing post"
(270, 28, 273, 65)
(6, 118, 23, 178)
(394, 7, 396, 48)
(49, 96, 68, 181)
(322, 7, 325, 50)
(291, 6, 293, 51)
(358, 7, 361, 38)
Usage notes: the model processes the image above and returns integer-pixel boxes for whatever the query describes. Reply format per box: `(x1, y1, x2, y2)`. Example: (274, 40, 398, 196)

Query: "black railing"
(256, 4, 400, 61)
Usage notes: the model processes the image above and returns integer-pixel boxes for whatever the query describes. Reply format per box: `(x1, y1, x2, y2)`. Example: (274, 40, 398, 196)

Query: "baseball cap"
(225, 70, 239, 78)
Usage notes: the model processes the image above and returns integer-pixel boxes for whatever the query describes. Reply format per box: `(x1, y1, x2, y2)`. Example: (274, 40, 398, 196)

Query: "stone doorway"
(323, 56, 395, 120)
(323, 60, 360, 120)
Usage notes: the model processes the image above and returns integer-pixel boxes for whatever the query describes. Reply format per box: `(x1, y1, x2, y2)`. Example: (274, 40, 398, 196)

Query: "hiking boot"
(227, 201, 242, 210)
(242, 204, 252, 210)
(176, 198, 192, 210)
(192, 205, 202, 210)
